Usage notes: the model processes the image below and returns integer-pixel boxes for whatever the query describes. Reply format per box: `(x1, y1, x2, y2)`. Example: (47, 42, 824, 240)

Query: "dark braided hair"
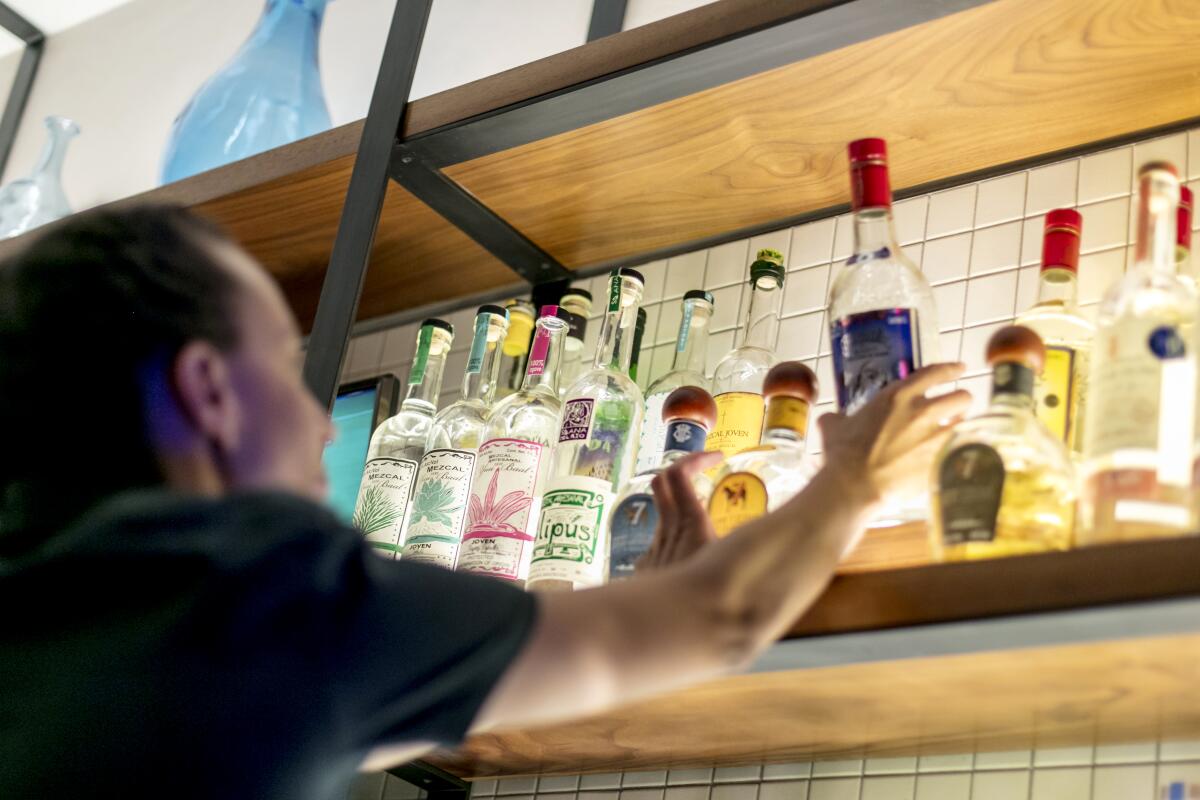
(0, 205, 241, 552)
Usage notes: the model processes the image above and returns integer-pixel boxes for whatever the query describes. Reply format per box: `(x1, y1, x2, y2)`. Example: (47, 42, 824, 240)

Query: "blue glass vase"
(160, 0, 332, 184)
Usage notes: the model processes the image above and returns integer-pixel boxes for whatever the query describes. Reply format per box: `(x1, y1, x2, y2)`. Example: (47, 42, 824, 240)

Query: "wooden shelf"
(426, 537, 1200, 779)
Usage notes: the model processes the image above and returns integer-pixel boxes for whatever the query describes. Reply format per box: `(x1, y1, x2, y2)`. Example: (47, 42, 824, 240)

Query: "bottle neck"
(851, 207, 900, 259)
(522, 320, 567, 394)
(989, 361, 1035, 410)
(760, 395, 809, 445)
(403, 329, 451, 409)
(594, 279, 643, 372)
(672, 300, 712, 375)
(255, 0, 326, 40)
(34, 119, 78, 182)
(1135, 174, 1180, 276)
(1034, 267, 1080, 308)
(463, 316, 507, 403)
(658, 419, 709, 466)
(741, 275, 783, 351)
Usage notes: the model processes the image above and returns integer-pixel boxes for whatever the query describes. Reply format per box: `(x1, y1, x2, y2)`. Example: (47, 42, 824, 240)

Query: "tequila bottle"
(636, 290, 714, 474)
(401, 305, 509, 568)
(558, 286, 593, 399)
(527, 268, 646, 591)
(352, 318, 454, 557)
(456, 306, 571, 585)
(1014, 209, 1094, 454)
(931, 326, 1075, 561)
(706, 250, 786, 459)
(609, 385, 717, 580)
(629, 307, 648, 383)
(708, 362, 818, 536)
(1081, 162, 1198, 543)
(496, 299, 535, 399)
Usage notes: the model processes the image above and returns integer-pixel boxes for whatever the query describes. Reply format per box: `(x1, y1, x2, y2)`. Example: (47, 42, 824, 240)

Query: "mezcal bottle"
(456, 306, 570, 585)
(558, 286, 593, 398)
(352, 318, 454, 557)
(636, 290, 714, 474)
(401, 305, 509, 568)
(527, 268, 646, 591)
(496, 299, 535, 399)
(609, 385, 717, 579)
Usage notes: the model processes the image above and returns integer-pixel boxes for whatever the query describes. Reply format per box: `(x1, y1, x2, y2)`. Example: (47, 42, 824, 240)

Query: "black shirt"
(0, 491, 537, 799)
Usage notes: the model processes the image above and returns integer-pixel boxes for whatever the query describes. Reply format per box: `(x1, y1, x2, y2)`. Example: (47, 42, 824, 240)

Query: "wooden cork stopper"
(763, 361, 818, 403)
(986, 325, 1045, 374)
(663, 385, 718, 431)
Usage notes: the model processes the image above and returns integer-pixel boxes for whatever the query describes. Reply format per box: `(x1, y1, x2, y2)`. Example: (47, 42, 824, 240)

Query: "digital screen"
(323, 386, 378, 523)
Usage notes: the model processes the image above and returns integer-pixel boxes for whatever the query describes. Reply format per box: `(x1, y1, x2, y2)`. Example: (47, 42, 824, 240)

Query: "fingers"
(663, 452, 721, 521)
(891, 362, 967, 402)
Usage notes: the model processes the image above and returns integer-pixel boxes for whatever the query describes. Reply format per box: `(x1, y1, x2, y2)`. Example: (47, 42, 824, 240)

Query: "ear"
(171, 340, 241, 454)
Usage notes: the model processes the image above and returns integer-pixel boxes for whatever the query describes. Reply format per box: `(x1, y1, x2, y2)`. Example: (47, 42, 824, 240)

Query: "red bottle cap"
(1041, 208, 1082, 273)
(1180, 185, 1193, 252)
(848, 137, 891, 211)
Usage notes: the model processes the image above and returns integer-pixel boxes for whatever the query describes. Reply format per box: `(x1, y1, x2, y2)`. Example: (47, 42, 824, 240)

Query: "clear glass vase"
(0, 116, 79, 240)
(160, 0, 332, 184)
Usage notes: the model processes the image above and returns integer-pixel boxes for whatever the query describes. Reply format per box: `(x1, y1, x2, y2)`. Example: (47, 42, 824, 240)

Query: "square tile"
(939, 330, 963, 363)
(832, 214, 856, 261)
(750, 229, 793, 269)
(974, 751, 1031, 771)
(777, 311, 824, 361)
(1094, 742, 1157, 764)
(1014, 266, 1040, 315)
(497, 777, 538, 794)
(1160, 741, 1200, 762)
(713, 766, 762, 783)
(665, 787, 712, 800)
(349, 332, 386, 374)
(915, 773, 971, 800)
(710, 785, 758, 800)
(539, 776, 581, 793)
(620, 791, 665, 800)
(1079, 197, 1131, 253)
(1019, 216, 1044, 267)
(969, 770, 1028, 800)
(758, 781, 808, 800)
(933, 281, 967, 330)
(623, 773, 668, 788)
(1079, 147, 1132, 204)
(922, 233, 973, 285)
(1077, 247, 1125, 305)
(1027, 160, 1078, 216)
(1029, 767, 1090, 800)
(976, 173, 1027, 227)
(927, 185, 977, 238)
(811, 760, 862, 779)
(472, 779, 498, 796)
(783, 264, 831, 316)
(1032, 746, 1093, 768)
(1155, 762, 1200, 790)
(664, 251, 707, 299)
(963, 270, 1018, 327)
(969, 221, 1022, 276)
(580, 774, 624, 790)
(807, 779, 860, 800)
(381, 324, 419, 364)
(709, 284, 744, 331)
(1133, 133, 1188, 181)
(667, 769, 714, 786)
(1090, 765, 1155, 800)
(791, 218, 837, 268)
(917, 754, 974, 773)
(894, 196, 929, 245)
(815, 356, 835, 405)
(861, 775, 915, 800)
(763, 764, 813, 781)
(580, 794, 619, 800)
(864, 757, 918, 775)
(639, 260, 669, 304)
(707, 240, 752, 288)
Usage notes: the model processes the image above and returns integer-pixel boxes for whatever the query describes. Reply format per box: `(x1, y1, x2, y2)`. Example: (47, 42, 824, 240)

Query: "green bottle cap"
(750, 248, 786, 285)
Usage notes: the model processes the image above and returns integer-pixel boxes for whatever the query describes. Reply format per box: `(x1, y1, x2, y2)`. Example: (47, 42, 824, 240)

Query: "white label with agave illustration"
(456, 438, 544, 582)
(528, 475, 613, 588)
(353, 457, 418, 559)
(400, 449, 477, 569)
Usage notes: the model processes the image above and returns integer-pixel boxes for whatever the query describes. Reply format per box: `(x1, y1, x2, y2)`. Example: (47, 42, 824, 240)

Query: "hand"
(636, 451, 724, 571)
(818, 362, 971, 509)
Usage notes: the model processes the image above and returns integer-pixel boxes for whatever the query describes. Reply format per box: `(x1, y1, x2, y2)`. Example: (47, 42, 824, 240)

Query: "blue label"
(609, 493, 657, 579)
(677, 302, 694, 353)
(831, 308, 919, 413)
(466, 313, 491, 374)
(1148, 325, 1186, 359)
(663, 419, 706, 454)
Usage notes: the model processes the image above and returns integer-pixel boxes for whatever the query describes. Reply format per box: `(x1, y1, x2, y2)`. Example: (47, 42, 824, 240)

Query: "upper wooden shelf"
(427, 536, 1200, 779)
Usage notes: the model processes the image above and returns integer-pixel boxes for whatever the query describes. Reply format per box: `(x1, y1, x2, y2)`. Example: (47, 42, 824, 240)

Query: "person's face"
(215, 242, 334, 501)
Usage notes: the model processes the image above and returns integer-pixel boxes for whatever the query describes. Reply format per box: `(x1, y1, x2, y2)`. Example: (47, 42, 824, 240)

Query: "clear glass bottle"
(706, 250, 786, 459)
(1081, 162, 1198, 543)
(1014, 209, 1094, 454)
(558, 287, 593, 399)
(456, 307, 570, 585)
(527, 268, 646, 591)
(636, 290, 714, 474)
(931, 326, 1075, 561)
(828, 137, 938, 414)
(629, 307, 648, 384)
(401, 305, 509, 568)
(708, 362, 819, 536)
(496, 299, 536, 400)
(352, 318, 454, 557)
(0, 116, 80, 240)
(609, 386, 717, 580)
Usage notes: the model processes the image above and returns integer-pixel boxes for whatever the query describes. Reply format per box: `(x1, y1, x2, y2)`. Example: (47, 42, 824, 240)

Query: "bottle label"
(709, 472, 768, 536)
(1086, 319, 1196, 486)
(529, 475, 613, 587)
(525, 326, 552, 376)
(608, 272, 621, 313)
(937, 443, 1005, 546)
(466, 315, 491, 375)
(559, 397, 595, 442)
(573, 398, 641, 483)
(1035, 346, 1075, 442)
(457, 438, 543, 581)
(408, 326, 434, 385)
(765, 396, 810, 435)
(609, 492, 657, 580)
(400, 449, 477, 569)
(677, 302, 694, 353)
(706, 392, 765, 457)
(830, 308, 919, 413)
(664, 419, 707, 454)
(635, 391, 668, 474)
(353, 457, 418, 557)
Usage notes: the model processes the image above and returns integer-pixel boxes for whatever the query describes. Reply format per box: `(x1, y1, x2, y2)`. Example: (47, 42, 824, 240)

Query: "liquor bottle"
(609, 385, 717, 580)
(706, 249, 786, 459)
(708, 361, 818, 536)
(636, 290, 715, 474)
(930, 326, 1075, 561)
(828, 137, 938, 414)
(527, 268, 646, 591)
(455, 306, 571, 585)
(1081, 162, 1198, 543)
(400, 305, 509, 568)
(1014, 209, 1094, 453)
(1179, 185, 1193, 282)
(629, 307, 648, 383)
(558, 286, 593, 399)
(352, 318, 454, 557)
(496, 299, 535, 399)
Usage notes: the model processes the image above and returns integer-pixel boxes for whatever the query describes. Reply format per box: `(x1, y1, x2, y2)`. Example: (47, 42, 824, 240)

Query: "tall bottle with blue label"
(527, 268, 646, 591)
(401, 306, 509, 569)
(609, 385, 718, 580)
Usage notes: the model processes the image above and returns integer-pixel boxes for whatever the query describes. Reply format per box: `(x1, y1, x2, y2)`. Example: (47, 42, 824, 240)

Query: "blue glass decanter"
(160, 0, 332, 184)
(0, 116, 79, 240)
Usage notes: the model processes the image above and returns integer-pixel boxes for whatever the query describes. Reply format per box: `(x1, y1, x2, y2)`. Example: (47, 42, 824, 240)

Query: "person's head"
(0, 205, 333, 549)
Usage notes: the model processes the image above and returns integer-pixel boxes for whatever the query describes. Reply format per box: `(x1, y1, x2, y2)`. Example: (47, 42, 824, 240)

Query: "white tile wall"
(344, 125, 1200, 800)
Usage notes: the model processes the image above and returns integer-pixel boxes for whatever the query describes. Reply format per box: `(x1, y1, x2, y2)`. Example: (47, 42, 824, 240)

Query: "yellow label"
(1034, 346, 1074, 443)
(705, 392, 765, 458)
(709, 472, 769, 537)
(765, 396, 809, 435)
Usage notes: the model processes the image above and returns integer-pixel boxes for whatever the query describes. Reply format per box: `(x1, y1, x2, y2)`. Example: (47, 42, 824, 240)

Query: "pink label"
(526, 327, 552, 376)
(457, 437, 544, 581)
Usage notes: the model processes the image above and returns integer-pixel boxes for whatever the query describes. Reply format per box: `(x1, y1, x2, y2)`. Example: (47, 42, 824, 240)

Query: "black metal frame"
(388, 759, 471, 800)
(587, 0, 627, 41)
(0, 2, 44, 179)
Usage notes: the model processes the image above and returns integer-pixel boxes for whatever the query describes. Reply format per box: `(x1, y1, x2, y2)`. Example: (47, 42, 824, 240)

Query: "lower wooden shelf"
(426, 536, 1200, 779)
